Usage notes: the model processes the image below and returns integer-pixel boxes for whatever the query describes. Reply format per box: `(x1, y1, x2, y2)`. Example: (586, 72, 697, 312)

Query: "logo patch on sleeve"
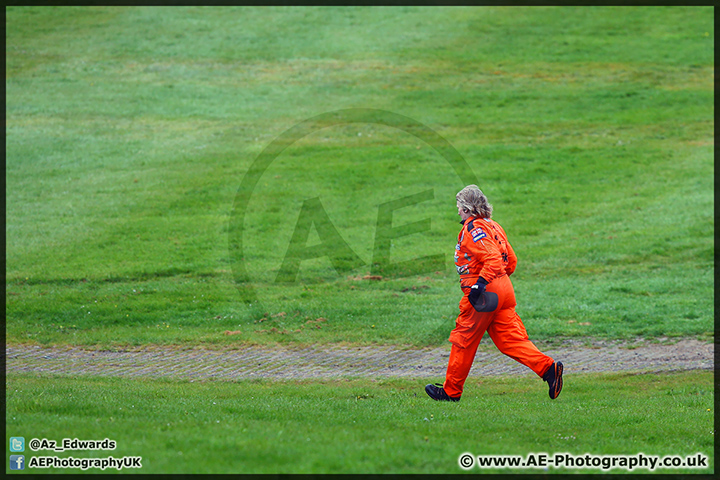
(470, 227, 487, 242)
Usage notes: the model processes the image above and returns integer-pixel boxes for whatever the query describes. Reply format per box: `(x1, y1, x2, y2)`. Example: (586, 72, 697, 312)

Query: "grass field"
(5, 5, 715, 476)
(5, 6, 713, 348)
(5, 372, 714, 474)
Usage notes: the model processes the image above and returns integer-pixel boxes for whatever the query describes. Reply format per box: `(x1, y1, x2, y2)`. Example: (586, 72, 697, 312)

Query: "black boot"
(425, 383, 461, 402)
(542, 361, 564, 399)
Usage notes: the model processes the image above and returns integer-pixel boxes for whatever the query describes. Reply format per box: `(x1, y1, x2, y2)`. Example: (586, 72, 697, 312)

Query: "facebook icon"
(10, 455, 25, 470)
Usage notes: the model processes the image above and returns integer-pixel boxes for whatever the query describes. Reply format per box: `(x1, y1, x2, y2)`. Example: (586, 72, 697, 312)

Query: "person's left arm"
(498, 224, 518, 276)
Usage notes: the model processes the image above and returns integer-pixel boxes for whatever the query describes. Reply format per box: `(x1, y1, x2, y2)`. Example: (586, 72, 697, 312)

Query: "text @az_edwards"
(458, 452, 709, 471)
(29, 437, 116, 452)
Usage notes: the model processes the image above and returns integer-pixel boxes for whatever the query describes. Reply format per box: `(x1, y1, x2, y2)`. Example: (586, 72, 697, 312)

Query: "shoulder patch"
(470, 227, 487, 242)
(466, 219, 475, 232)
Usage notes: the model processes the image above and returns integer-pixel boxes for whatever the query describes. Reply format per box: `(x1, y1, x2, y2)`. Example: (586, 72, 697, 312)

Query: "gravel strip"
(5, 339, 713, 381)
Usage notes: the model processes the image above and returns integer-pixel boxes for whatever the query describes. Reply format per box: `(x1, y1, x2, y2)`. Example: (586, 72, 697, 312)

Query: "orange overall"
(444, 216, 554, 398)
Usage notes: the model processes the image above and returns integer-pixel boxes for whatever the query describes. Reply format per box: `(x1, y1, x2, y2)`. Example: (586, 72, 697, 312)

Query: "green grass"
(5, 8, 714, 477)
(5, 6, 714, 348)
(5, 371, 714, 474)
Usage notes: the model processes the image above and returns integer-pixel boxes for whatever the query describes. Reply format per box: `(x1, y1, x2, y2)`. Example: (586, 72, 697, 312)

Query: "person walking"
(425, 185, 563, 401)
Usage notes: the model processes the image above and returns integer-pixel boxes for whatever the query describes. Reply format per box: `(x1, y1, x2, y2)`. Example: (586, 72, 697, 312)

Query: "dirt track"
(5, 339, 713, 381)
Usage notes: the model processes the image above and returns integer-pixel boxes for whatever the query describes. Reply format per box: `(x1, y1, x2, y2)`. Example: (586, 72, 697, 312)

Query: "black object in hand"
(467, 277, 498, 312)
(467, 283, 485, 306)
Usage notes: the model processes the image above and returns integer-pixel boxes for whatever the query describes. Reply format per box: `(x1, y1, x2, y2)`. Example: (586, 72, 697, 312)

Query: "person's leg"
(443, 295, 492, 398)
(443, 343, 480, 398)
(487, 308, 554, 377)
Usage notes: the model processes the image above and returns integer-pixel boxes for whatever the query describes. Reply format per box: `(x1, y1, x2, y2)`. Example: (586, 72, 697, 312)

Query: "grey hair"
(456, 184, 493, 218)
